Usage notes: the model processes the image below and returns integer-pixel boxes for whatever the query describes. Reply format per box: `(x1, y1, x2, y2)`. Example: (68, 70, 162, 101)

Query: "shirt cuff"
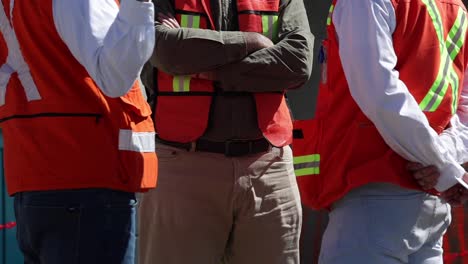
(435, 162, 466, 192)
(221, 32, 248, 63)
(119, 0, 155, 26)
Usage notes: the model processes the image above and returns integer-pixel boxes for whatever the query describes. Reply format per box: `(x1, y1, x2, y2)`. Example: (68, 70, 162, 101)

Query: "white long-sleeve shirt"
(333, 0, 468, 191)
(53, 0, 155, 98)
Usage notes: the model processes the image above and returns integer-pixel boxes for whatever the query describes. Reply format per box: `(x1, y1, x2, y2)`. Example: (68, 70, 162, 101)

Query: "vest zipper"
(0, 112, 103, 123)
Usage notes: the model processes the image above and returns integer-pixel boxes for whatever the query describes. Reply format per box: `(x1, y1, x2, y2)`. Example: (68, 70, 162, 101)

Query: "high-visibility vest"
(298, 0, 468, 209)
(292, 120, 320, 178)
(154, 0, 293, 147)
(0, 0, 158, 195)
(443, 206, 468, 263)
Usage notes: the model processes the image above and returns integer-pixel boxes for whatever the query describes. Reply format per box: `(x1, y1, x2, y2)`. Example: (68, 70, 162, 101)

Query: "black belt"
(156, 136, 272, 157)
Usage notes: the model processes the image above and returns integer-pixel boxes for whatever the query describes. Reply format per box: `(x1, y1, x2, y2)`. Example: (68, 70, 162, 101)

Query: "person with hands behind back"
(138, 0, 314, 263)
(296, 0, 468, 263)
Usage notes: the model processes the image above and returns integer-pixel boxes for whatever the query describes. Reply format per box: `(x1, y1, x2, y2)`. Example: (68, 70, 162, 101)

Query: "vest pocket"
(116, 83, 157, 190)
(119, 83, 152, 118)
(294, 119, 323, 207)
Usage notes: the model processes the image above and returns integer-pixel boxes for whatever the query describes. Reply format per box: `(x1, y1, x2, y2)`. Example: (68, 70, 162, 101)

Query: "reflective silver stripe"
(177, 76, 184, 92)
(268, 15, 274, 39)
(423, 52, 451, 111)
(262, 15, 278, 41)
(294, 154, 320, 176)
(186, 14, 194, 28)
(118, 130, 156, 153)
(0, 64, 14, 105)
(293, 161, 320, 170)
(0, 0, 41, 106)
(447, 12, 466, 56)
(419, 1, 465, 113)
(427, 0, 444, 40)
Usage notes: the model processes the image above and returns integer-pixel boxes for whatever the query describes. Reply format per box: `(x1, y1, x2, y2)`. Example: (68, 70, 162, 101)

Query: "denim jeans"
(14, 189, 137, 264)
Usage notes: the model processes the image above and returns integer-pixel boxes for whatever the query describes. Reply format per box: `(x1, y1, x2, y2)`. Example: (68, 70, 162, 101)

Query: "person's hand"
(406, 162, 440, 190)
(407, 162, 468, 205)
(158, 13, 180, 29)
(441, 183, 468, 206)
(243, 32, 274, 54)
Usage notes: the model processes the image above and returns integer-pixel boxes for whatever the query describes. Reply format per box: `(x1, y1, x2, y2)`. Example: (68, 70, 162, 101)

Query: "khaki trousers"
(138, 143, 302, 264)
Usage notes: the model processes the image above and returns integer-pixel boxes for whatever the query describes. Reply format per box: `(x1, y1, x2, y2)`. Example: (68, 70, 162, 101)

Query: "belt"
(156, 136, 272, 157)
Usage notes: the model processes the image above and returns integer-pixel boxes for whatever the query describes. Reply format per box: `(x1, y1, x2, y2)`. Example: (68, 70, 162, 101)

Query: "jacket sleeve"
(439, 69, 468, 164)
(53, 0, 155, 98)
(151, 0, 249, 75)
(214, 0, 314, 92)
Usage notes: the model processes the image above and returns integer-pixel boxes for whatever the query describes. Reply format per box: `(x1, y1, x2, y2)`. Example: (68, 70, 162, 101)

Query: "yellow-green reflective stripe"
(180, 14, 201, 28)
(172, 75, 190, 92)
(326, 4, 335, 26)
(262, 15, 279, 41)
(294, 154, 320, 177)
(423, 0, 444, 40)
(446, 9, 467, 113)
(419, 0, 448, 111)
(295, 167, 319, 177)
(419, 1, 464, 113)
(294, 154, 320, 164)
(174, 15, 201, 92)
(420, 51, 452, 112)
(446, 9, 467, 60)
(450, 71, 459, 113)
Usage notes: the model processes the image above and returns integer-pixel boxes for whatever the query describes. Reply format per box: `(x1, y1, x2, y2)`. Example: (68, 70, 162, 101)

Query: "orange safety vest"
(443, 206, 468, 263)
(154, 0, 293, 147)
(298, 0, 468, 209)
(0, 0, 158, 195)
(292, 119, 320, 179)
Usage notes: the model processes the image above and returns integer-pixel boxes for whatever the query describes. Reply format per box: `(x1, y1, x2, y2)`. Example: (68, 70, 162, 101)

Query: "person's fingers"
(406, 162, 425, 172)
(159, 13, 180, 28)
(170, 17, 180, 28)
(417, 177, 438, 190)
(161, 21, 174, 28)
(411, 166, 439, 190)
(158, 13, 179, 28)
(412, 166, 439, 180)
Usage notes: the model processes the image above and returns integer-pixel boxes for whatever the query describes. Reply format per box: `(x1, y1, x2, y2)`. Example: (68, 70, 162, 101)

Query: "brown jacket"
(144, 0, 314, 140)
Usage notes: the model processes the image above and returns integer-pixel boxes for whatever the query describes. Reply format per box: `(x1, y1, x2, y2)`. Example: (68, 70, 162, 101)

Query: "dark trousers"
(14, 189, 137, 264)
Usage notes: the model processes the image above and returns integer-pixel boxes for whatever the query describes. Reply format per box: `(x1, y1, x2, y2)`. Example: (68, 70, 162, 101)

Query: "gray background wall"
(287, 0, 331, 120)
(295, 1, 332, 263)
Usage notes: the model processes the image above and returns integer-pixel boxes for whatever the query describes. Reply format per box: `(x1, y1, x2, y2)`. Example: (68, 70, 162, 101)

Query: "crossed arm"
(151, 0, 314, 92)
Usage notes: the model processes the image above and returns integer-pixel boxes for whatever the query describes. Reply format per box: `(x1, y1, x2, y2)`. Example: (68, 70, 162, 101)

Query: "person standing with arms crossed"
(138, 0, 314, 262)
(0, 0, 158, 263)
(297, 0, 468, 263)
